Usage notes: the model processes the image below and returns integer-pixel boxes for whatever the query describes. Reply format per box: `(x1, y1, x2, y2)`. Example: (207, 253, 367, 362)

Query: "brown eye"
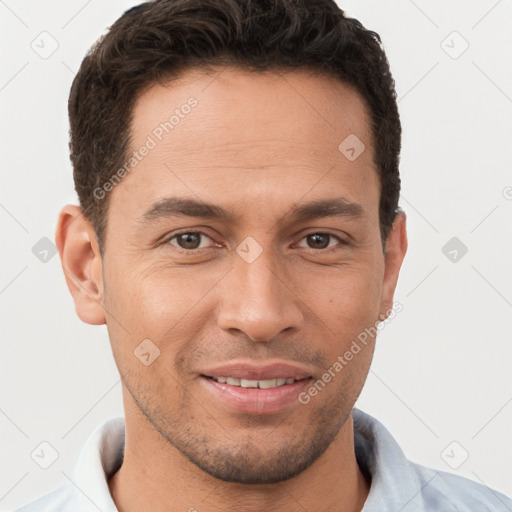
(296, 232, 348, 251)
(306, 233, 331, 249)
(177, 233, 201, 249)
(168, 232, 212, 250)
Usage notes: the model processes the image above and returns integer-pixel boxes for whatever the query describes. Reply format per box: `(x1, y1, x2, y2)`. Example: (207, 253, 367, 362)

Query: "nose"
(216, 245, 304, 342)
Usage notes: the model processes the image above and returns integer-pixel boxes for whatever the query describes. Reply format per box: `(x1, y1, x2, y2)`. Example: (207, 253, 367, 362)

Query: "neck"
(108, 403, 370, 512)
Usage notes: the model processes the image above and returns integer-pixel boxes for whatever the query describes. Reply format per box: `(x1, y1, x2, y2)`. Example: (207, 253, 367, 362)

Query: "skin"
(56, 66, 407, 512)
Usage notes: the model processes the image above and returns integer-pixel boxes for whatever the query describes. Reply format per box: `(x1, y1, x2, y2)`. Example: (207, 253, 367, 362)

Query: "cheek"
(103, 259, 225, 356)
(308, 268, 382, 403)
(304, 257, 384, 334)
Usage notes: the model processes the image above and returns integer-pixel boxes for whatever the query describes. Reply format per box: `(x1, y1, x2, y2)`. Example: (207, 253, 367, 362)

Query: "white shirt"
(14, 408, 512, 511)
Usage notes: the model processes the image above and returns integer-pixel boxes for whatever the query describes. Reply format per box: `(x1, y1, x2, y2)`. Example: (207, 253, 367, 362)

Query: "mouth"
(203, 375, 305, 389)
(200, 375, 313, 414)
(198, 361, 315, 414)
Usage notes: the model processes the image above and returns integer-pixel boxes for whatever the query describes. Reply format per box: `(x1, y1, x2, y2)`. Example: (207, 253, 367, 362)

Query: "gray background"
(1, 0, 511, 509)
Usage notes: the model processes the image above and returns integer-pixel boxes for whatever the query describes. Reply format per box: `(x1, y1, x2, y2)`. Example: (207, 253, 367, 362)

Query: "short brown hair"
(68, 0, 401, 254)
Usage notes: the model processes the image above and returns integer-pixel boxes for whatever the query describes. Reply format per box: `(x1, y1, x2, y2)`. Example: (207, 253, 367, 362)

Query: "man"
(15, 0, 512, 510)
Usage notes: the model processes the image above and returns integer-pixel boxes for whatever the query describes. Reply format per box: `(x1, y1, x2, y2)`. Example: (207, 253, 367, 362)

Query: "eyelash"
(164, 230, 349, 253)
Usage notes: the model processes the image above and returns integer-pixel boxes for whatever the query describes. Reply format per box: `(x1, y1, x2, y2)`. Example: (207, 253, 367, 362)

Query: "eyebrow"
(287, 197, 364, 223)
(138, 196, 365, 225)
(139, 197, 236, 224)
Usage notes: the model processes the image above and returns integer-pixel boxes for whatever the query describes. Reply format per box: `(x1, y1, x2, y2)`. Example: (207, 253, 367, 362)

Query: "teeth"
(240, 379, 259, 388)
(258, 379, 277, 389)
(212, 376, 299, 389)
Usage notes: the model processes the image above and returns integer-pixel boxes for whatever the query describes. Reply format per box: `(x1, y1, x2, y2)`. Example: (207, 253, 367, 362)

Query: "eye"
(166, 231, 215, 250)
(296, 232, 347, 250)
(163, 231, 348, 253)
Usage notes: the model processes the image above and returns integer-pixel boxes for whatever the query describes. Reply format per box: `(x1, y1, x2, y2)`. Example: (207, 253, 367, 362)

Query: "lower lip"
(200, 376, 312, 414)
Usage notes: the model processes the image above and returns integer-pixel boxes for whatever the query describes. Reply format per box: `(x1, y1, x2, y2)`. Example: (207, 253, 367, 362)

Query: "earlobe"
(379, 211, 408, 319)
(55, 205, 106, 325)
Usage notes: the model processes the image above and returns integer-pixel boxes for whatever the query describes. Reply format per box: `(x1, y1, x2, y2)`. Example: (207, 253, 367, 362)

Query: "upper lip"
(201, 360, 314, 381)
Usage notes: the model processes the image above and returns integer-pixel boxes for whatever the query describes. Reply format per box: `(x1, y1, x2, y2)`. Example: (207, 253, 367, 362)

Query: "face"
(92, 67, 404, 484)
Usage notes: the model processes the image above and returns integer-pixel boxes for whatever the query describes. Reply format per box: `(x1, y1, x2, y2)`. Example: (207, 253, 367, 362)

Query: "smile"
(206, 376, 299, 389)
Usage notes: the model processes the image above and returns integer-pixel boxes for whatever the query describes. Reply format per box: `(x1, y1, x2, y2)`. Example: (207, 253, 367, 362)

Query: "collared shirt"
(14, 408, 512, 511)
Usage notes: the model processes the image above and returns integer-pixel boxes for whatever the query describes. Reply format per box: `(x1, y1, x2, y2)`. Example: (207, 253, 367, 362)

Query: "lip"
(200, 375, 312, 414)
(200, 360, 314, 381)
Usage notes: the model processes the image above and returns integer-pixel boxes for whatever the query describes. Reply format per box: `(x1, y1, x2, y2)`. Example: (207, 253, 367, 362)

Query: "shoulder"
(12, 483, 76, 512)
(407, 460, 512, 511)
(12, 416, 124, 512)
(352, 408, 512, 511)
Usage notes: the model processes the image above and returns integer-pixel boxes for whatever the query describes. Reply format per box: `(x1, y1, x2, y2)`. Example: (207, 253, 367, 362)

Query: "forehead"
(110, 66, 379, 223)
(131, 66, 374, 162)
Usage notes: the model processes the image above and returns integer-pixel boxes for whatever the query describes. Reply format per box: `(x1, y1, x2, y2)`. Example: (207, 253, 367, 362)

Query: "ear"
(55, 205, 106, 325)
(379, 211, 407, 319)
